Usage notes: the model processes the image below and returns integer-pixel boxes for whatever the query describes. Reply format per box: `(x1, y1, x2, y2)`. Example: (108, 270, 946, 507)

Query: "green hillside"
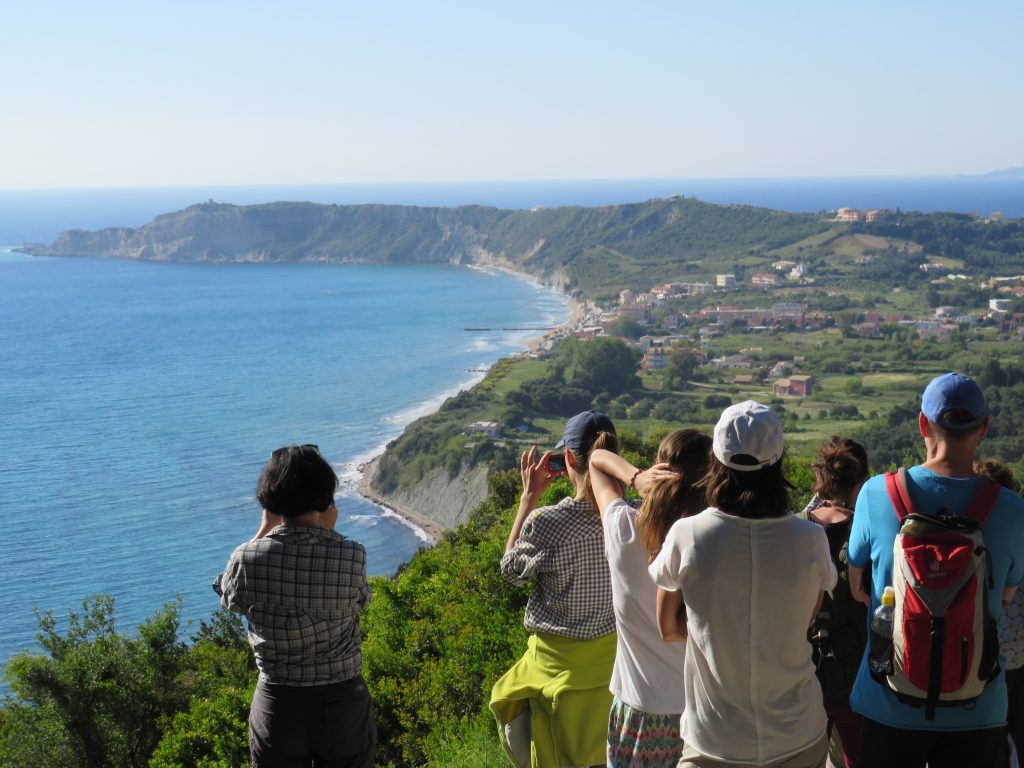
(23, 197, 833, 299)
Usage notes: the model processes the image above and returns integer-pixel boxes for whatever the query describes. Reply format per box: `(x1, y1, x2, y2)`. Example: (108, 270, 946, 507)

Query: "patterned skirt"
(607, 697, 684, 768)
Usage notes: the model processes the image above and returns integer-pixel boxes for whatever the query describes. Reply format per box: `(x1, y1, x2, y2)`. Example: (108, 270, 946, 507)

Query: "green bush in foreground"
(362, 469, 531, 766)
(0, 598, 255, 768)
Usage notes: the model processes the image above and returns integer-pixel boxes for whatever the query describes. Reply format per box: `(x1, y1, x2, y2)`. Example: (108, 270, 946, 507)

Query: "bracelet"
(629, 468, 641, 491)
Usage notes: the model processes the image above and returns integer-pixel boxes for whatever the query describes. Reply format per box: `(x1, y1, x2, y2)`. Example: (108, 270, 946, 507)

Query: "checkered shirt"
(501, 496, 615, 639)
(213, 524, 369, 686)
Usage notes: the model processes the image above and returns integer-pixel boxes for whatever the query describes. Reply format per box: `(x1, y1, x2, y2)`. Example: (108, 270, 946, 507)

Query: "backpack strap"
(965, 479, 1000, 525)
(885, 468, 915, 521)
(886, 468, 1000, 525)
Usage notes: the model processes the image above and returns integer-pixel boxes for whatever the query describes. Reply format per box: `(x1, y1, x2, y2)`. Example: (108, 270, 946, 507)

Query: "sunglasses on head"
(271, 444, 320, 458)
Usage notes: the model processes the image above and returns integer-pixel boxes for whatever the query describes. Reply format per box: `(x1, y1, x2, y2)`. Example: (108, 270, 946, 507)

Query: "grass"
(763, 226, 846, 259)
(422, 719, 506, 768)
(487, 357, 549, 398)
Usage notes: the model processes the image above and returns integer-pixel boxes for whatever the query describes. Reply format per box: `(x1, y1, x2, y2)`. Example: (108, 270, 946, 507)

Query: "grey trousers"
(249, 676, 376, 768)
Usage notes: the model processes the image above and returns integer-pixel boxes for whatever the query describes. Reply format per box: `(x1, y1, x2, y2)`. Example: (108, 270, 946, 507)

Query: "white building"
(465, 421, 500, 438)
(716, 274, 737, 289)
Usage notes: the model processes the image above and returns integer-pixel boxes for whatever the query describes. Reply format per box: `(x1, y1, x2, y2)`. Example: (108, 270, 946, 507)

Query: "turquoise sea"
(0, 249, 568, 665)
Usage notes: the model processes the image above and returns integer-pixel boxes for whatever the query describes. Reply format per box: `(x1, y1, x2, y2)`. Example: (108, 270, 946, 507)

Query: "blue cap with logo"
(921, 372, 987, 430)
(555, 410, 616, 454)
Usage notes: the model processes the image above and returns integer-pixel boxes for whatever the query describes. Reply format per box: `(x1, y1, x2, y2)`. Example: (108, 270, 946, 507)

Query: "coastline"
(350, 265, 583, 545)
(356, 457, 446, 544)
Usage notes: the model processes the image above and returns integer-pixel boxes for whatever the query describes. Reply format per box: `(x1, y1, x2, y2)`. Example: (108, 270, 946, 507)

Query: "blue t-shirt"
(847, 466, 1024, 730)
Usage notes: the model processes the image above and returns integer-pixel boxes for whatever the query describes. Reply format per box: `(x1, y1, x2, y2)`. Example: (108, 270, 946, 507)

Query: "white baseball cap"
(712, 400, 784, 471)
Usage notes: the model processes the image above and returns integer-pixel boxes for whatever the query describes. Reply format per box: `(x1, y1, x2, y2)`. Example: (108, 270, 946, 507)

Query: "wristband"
(629, 468, 641, 491)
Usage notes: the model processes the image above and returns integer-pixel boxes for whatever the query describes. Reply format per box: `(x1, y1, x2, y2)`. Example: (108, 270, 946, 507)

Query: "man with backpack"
(847, 372, 1024, 767)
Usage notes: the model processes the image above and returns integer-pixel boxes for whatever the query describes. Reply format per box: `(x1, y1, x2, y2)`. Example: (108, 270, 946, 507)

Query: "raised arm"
(590, 449, 677, 506)
(588, 448, 631, 519)
(505, 447, 554, 552)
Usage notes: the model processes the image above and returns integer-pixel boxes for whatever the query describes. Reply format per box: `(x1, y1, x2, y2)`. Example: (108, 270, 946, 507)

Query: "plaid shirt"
(501, 496, 615, 639)
(213, 524, 369, 686)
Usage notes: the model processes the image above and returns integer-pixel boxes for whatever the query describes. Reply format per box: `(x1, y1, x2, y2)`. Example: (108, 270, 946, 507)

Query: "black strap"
(926, 616, 945, 721)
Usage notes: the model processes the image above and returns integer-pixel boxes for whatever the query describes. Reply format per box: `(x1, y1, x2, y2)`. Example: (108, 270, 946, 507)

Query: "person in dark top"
(799, 436, 869, 768)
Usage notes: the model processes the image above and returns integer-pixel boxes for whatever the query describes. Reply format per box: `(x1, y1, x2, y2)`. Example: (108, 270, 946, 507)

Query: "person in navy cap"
(847, 373, 1024, 768)
(490, 411, 621, 768)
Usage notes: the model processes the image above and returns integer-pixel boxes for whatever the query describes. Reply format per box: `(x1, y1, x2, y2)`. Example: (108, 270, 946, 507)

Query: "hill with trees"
(20, 197, 832, 300)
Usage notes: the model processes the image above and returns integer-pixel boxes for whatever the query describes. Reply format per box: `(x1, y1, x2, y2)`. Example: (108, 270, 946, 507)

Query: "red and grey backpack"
(877, 468, 1002, 720)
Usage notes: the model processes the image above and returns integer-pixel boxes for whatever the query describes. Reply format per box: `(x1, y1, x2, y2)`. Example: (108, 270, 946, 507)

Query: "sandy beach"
(356, 456, 446, 544)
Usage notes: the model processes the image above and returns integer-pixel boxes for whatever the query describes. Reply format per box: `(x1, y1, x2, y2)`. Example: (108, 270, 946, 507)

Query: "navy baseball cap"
(555, 410, 616, 453)
(921, 372, 987, 430)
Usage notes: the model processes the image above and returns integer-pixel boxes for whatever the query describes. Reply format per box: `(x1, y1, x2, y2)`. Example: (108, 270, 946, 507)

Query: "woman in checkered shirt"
(490, 411, 620, 768)
(214, 445, 375, 768)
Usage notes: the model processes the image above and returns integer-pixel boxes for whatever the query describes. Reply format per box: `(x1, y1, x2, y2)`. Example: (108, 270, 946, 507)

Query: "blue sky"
(2, 1, 1021, 188)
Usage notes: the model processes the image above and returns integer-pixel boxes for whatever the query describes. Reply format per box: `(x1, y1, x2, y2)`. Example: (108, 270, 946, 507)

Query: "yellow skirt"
(490, 631, 616, 768)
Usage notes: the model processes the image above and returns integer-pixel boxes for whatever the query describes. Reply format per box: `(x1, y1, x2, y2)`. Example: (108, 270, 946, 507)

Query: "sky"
(2, 1, 1022, 189)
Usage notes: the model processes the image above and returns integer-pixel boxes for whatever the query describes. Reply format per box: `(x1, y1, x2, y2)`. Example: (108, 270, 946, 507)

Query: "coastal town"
(529, 226, 1024, 395)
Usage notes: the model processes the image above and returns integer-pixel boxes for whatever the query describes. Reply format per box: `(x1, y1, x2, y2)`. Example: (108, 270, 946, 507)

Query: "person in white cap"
(649, 401, 837, 768)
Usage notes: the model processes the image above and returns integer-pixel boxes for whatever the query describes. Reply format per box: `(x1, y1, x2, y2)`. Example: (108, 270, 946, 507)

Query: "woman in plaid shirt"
(490, 411, 620, 768)
(214, 445, 375, 768)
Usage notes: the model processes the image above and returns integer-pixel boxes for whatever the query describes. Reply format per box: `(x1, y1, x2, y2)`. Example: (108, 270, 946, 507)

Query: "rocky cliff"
(358, 457, 491, 539)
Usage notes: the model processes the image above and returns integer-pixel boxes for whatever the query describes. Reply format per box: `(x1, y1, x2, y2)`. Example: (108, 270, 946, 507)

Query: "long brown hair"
(702, 457, 792, 519)
(637, 429, 712, 560)
(570, 430, 619, 512)
(812, 436, 869, 507)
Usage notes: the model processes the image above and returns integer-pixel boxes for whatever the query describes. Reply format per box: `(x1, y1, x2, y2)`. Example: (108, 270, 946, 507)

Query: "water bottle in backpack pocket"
(868, 586, 895, 678)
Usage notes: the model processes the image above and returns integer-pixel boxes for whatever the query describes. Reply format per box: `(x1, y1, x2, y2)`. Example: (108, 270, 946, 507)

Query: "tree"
(844, 379, 864, 396)
(703, 394, 731, 410)
(0, 600, 255, 768)
(836, 311, 861, 336)
(555, 337, 641, 397)
(606, 317, 645, 340)
(663, 348, 702, 390)
(1, 597, 189, 768)
(148, 688, 251, 768)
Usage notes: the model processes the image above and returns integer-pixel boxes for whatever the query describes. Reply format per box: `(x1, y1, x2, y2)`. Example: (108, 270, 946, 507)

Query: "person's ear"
(918, 412, 930, 438)
(565, 451, 577, 469)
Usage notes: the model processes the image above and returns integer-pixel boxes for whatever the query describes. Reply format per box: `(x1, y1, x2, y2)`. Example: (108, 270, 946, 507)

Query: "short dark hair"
(926, 417, 986, 443)
(256, 445, 338, 517)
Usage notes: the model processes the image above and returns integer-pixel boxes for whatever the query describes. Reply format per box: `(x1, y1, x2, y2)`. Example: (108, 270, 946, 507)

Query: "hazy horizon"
(3, 168, 1023, 194)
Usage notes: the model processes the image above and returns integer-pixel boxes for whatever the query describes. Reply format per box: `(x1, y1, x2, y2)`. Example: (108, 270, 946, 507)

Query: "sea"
(2, 175, 1022, 667)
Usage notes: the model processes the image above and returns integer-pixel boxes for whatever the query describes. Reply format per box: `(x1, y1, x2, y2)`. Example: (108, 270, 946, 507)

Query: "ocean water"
(2, 175, 1021, 666)
(0, 249, 568, 665)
